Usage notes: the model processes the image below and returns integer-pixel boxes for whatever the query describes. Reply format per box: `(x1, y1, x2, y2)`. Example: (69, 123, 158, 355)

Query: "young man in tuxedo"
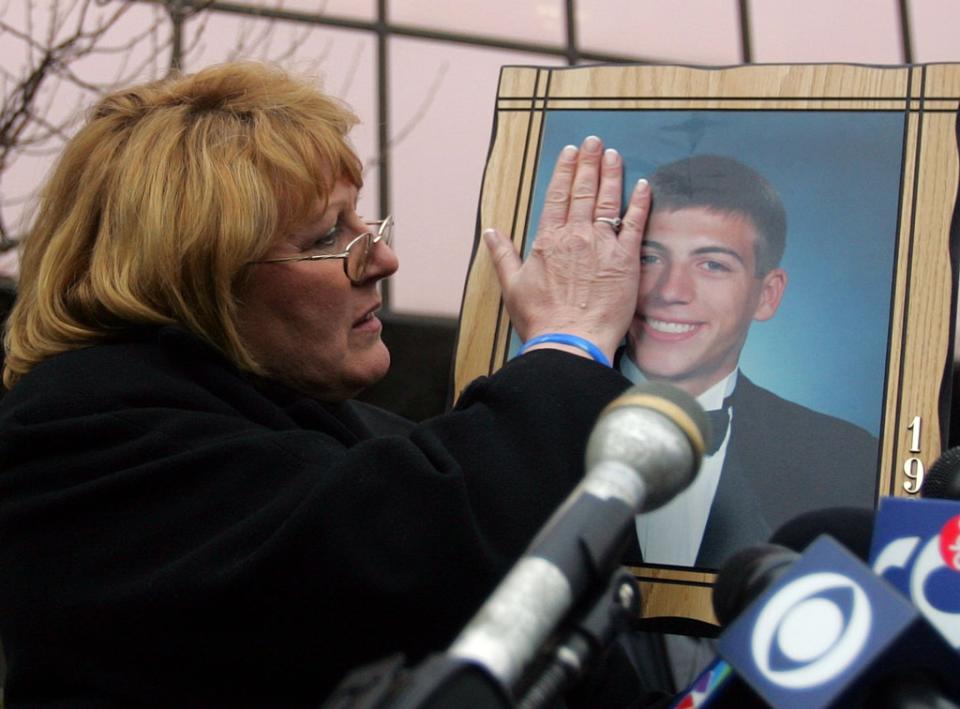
(620, 154, 878, 569)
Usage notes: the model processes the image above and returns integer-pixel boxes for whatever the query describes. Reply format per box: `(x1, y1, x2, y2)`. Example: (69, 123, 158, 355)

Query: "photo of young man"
(619, 154, 878, 569)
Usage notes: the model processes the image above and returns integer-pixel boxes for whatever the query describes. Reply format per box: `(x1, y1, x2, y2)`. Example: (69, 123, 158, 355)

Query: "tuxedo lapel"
(695, 408, 773, 569)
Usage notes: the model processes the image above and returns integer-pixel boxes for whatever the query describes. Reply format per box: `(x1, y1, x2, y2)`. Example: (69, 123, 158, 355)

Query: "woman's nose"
(360, 235, 399, 284)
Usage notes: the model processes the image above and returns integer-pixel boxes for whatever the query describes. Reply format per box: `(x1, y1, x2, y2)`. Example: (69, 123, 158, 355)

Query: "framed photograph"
(453, 63, 960, 625)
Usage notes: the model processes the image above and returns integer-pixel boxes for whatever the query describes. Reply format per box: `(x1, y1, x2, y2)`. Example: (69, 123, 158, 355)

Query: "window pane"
(390, 0, 565, 46)
(750, 0, 903, 63)
(1, 2, 172, 240)
(182, 12, 380, 219)
(578, 0, 741, 64)
(910, 0, 960, 62)
(389, 38, 563, 316)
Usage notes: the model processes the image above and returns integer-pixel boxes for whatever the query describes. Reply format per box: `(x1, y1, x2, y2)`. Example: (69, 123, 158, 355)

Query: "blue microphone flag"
(716, 535, 960, 708)
(869, 495, 960, 649)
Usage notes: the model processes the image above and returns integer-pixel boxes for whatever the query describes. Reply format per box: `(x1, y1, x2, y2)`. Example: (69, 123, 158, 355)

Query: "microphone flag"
(716, 536, 960, 708)
(869, 495, 960, 648)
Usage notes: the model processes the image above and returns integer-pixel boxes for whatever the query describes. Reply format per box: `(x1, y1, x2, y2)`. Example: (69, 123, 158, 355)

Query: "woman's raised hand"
(483, 135, 651, 364)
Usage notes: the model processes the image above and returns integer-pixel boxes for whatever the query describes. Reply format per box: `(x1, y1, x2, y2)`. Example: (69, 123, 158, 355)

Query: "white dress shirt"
(618, 355, 737, 566)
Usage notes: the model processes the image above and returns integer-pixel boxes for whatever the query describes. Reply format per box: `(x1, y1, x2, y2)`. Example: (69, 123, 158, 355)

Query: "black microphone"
(712, 543, 799, 626)
(770, 506, 876, 561)
(922, 446, 960, 499)
(670, 544, 804, 707)
(674, 543, 824, 709)
(447, 382, 709, 692)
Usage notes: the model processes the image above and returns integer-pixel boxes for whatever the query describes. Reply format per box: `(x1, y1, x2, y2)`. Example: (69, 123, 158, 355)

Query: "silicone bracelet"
(516, 333, 611, 367)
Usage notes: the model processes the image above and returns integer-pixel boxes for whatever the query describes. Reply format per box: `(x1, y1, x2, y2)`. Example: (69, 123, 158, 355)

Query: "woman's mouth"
(353, 307, 382, 332)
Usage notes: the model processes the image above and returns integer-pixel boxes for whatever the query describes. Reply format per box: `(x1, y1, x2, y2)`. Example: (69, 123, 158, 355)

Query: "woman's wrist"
(516, 332, 612, 367)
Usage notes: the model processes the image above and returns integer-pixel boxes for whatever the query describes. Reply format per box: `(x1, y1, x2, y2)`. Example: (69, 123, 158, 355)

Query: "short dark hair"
(648, 154, 786, 274)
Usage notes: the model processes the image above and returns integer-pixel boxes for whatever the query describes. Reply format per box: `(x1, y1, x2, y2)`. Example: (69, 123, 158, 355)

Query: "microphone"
(674, 544, 804, 707)
(668, 545, 799, 707)
(715, 536, 960, 708)
(770, 506, 875, 561)
(448, 382, 709, 692)
(712, 543, 799, 627)
(869, 494, 960, 650)
(757, 443, 960, 654)
(923, 446, 960, 500)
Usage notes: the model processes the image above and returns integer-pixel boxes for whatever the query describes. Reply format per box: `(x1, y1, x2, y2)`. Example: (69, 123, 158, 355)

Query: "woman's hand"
(483, 135, 651, 363)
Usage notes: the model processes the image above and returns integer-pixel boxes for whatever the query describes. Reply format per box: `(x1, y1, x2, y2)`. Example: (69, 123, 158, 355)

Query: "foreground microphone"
(448, 382, 709, 692)
(667, 546, 798, 707)
(669, 545, 803, 708)
(715, 536, 960, 708)
(866, 446, 960, 651)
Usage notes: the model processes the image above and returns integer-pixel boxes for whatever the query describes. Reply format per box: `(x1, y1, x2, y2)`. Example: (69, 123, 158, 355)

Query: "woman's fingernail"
(603, 148, 619, 166)
(583, 135, 601, 152)
(636, 178, 650, 193)
(482, 229, 497, 247)
(561, 145, 578, 160)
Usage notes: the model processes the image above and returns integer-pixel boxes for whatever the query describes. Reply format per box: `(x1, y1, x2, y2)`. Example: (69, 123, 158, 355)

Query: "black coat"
(0, 327, 633, 707)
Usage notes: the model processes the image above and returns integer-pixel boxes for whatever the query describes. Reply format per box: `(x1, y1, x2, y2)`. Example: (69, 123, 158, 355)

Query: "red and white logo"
(938, 514, 960, 572)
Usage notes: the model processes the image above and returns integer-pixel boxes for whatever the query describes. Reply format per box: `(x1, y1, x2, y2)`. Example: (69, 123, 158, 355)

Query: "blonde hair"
(3, 62, 361, 389)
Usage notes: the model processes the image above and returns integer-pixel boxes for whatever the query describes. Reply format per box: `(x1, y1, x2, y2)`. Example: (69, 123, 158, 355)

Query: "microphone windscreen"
(921, 445, 960, 500)
(712, 543, 798, 626)
(769, 506, 875, 561)
(584, 381, 709, 511)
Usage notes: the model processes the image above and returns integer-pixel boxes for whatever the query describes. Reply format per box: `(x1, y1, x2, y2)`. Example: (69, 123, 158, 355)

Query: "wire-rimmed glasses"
(248, 215, 394, 284)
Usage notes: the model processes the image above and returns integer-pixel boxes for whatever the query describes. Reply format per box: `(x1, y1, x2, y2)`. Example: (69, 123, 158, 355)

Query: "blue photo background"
(518, 110, 905, 437)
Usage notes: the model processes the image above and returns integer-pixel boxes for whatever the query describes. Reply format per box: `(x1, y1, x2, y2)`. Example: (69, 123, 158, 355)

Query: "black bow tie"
(706, 406, 731, 456)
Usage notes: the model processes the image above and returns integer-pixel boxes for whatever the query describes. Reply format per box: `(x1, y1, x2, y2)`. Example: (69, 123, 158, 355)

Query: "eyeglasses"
(248, 215, 394, 284)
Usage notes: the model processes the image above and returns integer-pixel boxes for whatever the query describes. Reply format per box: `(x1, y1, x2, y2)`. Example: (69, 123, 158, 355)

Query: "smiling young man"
(620, 155, 878, 569)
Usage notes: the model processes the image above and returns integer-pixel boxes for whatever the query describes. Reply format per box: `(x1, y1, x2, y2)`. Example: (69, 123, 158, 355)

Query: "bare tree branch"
(0, 0, 155, 245)
(366, 61, 448, 172)
(1, 0, 442, 253)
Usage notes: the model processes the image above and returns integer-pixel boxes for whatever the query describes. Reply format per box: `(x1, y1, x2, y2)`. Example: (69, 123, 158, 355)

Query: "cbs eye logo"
(750, 572, 872, 689)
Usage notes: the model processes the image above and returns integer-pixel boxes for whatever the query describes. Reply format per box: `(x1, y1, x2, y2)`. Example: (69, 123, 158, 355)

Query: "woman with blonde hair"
(0, 62, 651, 706)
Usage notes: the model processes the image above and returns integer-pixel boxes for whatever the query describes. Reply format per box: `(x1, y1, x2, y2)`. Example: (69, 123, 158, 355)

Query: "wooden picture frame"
(453, 63, 960, 626)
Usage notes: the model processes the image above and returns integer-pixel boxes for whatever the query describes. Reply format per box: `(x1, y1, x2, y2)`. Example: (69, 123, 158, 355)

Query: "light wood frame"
(453, 63, 960, 626)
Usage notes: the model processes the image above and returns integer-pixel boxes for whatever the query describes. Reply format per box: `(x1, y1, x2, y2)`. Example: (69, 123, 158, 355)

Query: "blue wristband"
(516, 333, 611, 367)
